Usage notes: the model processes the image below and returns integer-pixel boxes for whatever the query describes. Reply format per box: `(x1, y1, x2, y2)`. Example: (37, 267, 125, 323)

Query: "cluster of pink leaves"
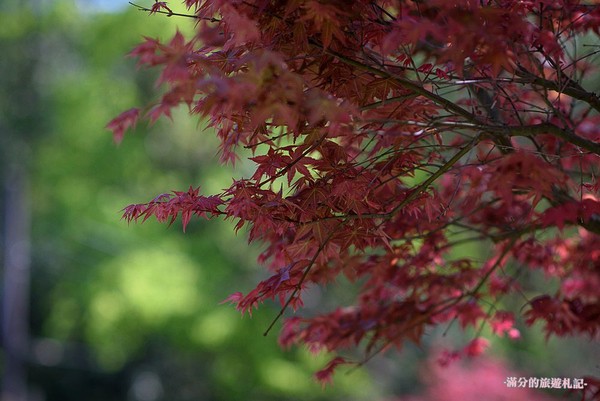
(395, 351, 570, 401)
(108, 0, 600, 392)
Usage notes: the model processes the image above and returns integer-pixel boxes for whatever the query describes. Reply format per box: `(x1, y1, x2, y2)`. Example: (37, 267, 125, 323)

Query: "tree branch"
(515, 65, 600, 114)
(128, 2, 220, 21)
(499, 123, 600, 156)
(314, 41, 482, 123)
(316, 42, 600, 157)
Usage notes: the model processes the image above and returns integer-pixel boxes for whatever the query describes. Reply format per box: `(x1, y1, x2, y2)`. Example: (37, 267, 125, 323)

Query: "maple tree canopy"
(108, 0, 600, 391)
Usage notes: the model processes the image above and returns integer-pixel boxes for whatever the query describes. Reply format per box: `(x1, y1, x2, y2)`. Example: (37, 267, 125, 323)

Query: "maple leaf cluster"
(109, 0, 600, 392)
(397, 351, 559, 401)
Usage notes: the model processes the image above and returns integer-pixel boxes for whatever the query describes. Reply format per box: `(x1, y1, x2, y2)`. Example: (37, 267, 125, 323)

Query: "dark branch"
(128, 2, 220, 21)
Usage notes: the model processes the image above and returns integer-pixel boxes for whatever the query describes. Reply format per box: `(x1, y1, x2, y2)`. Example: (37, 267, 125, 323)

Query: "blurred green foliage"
(1, 1, 376, 400)
(1, 2, 597, 401)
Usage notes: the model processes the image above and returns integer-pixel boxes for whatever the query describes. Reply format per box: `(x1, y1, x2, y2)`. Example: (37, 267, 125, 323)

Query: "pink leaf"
(314, 357, 348, 387)
(106, 108, 140, 144)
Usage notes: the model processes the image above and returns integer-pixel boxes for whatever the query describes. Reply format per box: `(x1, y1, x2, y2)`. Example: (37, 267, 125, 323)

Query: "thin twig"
(128, 2, 220, 21)
(263, 222, 342, 336)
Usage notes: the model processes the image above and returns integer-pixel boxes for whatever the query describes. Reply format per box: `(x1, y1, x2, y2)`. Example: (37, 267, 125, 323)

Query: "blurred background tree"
(1, 1, 375, 400)
(0, 1, 597, 401)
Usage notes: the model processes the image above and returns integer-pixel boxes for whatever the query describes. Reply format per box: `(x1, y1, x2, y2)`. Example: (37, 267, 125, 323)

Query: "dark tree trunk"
(2, 163, 31, 401)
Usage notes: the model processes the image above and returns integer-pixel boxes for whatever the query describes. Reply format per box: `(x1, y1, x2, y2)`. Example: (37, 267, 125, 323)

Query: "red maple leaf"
(106, 108, 139, 143)
(149, 1, 172, 16)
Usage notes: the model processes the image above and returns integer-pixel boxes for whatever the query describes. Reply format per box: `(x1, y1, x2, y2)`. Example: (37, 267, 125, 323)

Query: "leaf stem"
(263, 222, 341, 336)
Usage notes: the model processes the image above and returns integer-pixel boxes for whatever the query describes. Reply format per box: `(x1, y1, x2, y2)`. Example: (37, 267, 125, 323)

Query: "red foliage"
(149, 1, 172, 16)
(111, 0, 600, 389)
(106, 108, 139, 144)
(122, 186, 223, 232)
(397, 352, 558, 401)
(313, 356, 348, 388)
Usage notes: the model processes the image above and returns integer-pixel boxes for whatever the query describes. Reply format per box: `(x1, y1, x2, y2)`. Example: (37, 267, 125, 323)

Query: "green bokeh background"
(0, 1, 598, 401)
(1, 2, 377, 400)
